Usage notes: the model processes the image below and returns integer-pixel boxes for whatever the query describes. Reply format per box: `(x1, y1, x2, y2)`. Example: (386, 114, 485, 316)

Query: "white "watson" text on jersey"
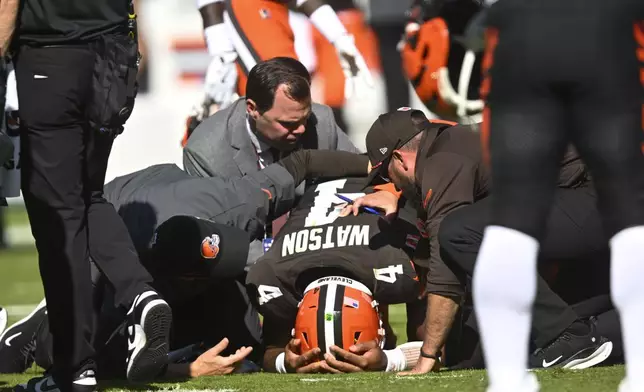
(282, 224, 370, 257)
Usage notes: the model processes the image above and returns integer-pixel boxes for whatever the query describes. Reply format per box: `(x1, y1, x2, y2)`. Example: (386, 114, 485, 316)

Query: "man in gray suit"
(183, 57, 359, 179)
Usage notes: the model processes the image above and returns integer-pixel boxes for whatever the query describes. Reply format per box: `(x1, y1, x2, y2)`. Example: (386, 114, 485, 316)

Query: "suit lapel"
(228, 101, 259, 175)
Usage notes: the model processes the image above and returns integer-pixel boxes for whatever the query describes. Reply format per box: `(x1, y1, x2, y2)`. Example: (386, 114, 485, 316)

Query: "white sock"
(473, 225, 540, 390)
(610, 226, 644, 390)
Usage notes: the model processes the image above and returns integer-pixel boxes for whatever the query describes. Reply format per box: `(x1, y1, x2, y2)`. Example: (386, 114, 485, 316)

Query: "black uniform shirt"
(16, 0, 130, 45)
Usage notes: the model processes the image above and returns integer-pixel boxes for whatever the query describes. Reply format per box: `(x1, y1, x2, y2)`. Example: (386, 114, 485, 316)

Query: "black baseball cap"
(364, 108, 429, 185)
(151, 215, 250, 279)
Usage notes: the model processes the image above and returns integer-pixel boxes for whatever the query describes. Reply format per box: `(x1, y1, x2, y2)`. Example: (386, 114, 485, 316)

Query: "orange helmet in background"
(293, 276, 385, 356)
(401, 0, 485, 124)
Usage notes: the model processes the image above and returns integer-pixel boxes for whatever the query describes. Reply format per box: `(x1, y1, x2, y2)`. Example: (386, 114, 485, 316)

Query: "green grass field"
(0, 206, 627, 391)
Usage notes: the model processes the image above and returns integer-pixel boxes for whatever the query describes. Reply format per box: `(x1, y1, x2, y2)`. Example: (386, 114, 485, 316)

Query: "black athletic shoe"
(13, 369, 97, 392)
(0, 299, 46, 373)
(529, 319, 613, 370)
(125, 290, 172, 382)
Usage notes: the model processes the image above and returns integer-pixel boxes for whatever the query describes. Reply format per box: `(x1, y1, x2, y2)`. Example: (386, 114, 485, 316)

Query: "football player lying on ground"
(246, 177, 428, 373)
(0, 149, 372, 380)
(343, 109, 615, 374)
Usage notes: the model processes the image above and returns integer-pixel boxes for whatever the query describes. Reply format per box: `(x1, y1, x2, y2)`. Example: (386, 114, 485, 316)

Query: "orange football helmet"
(293, 276, 385, 356)
(401, 0, 485, 124)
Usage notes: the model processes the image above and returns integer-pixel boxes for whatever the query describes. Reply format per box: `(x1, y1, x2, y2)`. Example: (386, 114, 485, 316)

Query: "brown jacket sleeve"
(420, 153, 477, 297)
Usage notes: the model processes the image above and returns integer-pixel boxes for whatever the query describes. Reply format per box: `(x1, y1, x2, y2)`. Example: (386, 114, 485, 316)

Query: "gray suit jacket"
(104, 163, 297, 253)
(183, 98, 359, 178)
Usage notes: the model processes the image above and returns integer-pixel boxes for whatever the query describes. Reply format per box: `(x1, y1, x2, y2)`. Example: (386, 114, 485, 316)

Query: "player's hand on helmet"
(397, 353, 442, 376)
(190, 338, 253, 377)
(339, 191, 399, 219)
(324, 340, 387, 372)
(333, 34, 374, 99)
(204, 50, 239, 107)
(284, 338, 329, 373)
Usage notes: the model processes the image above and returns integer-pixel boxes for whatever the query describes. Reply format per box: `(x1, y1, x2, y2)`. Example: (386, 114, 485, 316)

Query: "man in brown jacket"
(344, 109, 612, 375)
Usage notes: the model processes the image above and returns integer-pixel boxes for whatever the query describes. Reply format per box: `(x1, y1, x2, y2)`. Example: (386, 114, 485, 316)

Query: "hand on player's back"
(324, 340, 387, 372)
(190, 338, 253, 377)
(339, 191, 399, 220)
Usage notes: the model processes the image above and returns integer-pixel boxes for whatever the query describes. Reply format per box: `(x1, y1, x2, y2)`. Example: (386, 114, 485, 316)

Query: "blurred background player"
(399, 0, 485, 124)
(470, 1, 644, 392)
(195, 0, 372, 111)
(308, 0, 381, 134)
(368, 0, 413, 114)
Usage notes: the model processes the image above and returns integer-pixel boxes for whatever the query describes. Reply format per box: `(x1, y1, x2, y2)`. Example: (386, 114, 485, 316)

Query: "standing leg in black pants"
(16, 45, 98, 389)
(439, 186, 610, 365)
(371, 23, 410, 112)
(15, 43, 171, 390)
(84, 125, 153, 310)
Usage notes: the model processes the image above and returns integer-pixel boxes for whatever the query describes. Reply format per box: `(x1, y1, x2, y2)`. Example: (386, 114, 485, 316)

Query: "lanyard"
(246, 117, 269, 170)
(246, 117, 275, 239)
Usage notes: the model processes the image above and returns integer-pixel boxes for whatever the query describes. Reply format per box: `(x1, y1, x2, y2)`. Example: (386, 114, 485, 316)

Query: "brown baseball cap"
(364, 108, 429, 185)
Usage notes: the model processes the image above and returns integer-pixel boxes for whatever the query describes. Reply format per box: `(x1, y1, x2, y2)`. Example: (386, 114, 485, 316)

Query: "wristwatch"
(420, 348, 441, 361)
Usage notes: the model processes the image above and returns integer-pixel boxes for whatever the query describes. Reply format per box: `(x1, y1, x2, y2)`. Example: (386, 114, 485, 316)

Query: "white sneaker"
(0, 299, 47, 373)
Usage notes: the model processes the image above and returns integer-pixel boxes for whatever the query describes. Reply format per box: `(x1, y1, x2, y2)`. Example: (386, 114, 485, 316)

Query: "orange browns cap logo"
(201, 234, 221, 259)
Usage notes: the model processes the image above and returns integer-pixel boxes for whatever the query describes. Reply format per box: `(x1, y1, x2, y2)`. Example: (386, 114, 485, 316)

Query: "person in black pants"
(450, 294, 625, 371)
(3, 0, 173, 391)
(439, 183, 612, 366)
(470, 1, 644, 391)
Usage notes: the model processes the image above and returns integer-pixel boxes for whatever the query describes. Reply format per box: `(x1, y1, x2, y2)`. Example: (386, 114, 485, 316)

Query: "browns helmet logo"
(201, 234, 221, 259)
(401, 0, 485, 123)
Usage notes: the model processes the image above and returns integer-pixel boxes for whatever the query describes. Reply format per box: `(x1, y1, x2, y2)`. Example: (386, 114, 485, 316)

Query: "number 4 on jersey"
(258, 285, 283, 305)
(373, 264, 404, 284)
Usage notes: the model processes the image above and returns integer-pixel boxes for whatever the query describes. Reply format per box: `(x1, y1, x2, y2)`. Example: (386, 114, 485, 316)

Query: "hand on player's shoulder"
(339, 191, 399, 219)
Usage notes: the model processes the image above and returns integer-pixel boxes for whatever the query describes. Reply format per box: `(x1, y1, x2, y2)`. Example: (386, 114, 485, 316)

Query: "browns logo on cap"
(200, 234, 221, 259)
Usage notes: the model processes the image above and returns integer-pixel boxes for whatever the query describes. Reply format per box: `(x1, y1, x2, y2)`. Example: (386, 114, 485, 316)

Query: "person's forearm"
(198, 0, 230, 56)
(297, 0, 348, 45)
(277, 150, 369, 185)
(263, 346, 284, 372)
(422, 293, 460, 358)
(199, 1, 225, 28)
(0, 0, 19, 57)
(133, 0, 147, 73)
(295, 0, 324, 16)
